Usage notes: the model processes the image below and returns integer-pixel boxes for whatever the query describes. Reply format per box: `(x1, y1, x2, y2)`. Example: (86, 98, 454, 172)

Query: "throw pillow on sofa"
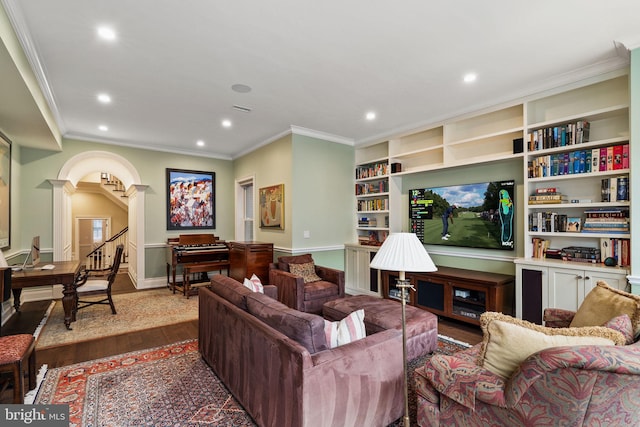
(478, 312, 626, 379)
(289, 262, 322, 283)
(570, 281, 640, 338)
(324, 309, 366, 348)
(603, 314, 635, 345)
(243, 274, 264, 293)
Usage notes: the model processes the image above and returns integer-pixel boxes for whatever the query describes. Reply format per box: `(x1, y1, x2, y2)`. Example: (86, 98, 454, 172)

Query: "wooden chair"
(0, 334, 36, 403)
(74, 244, 124, 315)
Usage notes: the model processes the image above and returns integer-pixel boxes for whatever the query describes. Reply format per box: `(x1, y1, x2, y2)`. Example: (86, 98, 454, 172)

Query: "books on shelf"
(600, 238, 631, 266)
(527, 143, 629, 178)
(528, 194, 567, 204)
(528, 120, 590, 151)
(582, 207, 629, 233)
(356, 162, 389, 179)
(601, 176, 629, 202)
(356, 180, 389, 195)
(561, 246, 601, 263)
(357, 198, 389, 212)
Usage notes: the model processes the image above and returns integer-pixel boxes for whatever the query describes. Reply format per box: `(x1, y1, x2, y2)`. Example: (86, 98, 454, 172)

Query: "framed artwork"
(0, 133, 10, 249)
(259, 184, 284, 229)
(166, 168, 215, 230)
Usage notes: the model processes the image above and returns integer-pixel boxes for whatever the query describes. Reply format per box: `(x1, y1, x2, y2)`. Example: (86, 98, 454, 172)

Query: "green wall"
(18, 138, 234, 277)
(233, 133, 354, 270)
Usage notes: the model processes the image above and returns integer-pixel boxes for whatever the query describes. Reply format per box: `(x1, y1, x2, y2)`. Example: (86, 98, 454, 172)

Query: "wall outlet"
(303, 230, 310, 238)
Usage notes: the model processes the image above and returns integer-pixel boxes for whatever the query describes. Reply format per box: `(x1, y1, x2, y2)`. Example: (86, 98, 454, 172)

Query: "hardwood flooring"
(1, 272, 482, 404)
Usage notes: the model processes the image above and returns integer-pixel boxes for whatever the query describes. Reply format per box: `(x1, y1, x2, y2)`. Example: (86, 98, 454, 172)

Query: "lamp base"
(396, 278, 415, 426)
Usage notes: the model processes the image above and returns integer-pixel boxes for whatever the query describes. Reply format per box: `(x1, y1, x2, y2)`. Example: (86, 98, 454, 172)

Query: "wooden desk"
(11, 260, 82, 330)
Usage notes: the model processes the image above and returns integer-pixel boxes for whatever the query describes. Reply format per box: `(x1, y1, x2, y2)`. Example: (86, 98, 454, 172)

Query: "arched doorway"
(52, 151, 147, 287)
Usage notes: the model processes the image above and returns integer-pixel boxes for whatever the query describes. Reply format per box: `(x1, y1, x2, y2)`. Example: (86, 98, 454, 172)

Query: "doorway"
(76, 217, 110, 260)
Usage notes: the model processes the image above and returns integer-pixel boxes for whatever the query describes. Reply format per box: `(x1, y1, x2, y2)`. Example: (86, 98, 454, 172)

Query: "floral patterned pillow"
(289, 262, 322, 283)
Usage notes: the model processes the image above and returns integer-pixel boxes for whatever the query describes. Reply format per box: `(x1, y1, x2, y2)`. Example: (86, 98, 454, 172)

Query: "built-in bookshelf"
(350, 71, 632, 320)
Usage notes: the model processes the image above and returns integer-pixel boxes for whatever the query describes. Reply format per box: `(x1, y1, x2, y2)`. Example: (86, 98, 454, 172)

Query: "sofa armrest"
(423, 349, 507, 410)
(269, 268, 305, 310)
(306, 329, 406, 426)
(543, 308, 575, 328)
(315, 265, 345, 297)
(263, 285, 278, 300)
(505, 343, 640, 407)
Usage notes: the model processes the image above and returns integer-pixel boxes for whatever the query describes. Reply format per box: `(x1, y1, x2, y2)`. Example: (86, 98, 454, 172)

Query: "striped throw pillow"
(324, 309, 366, 348)
(243, 274, 264, 293)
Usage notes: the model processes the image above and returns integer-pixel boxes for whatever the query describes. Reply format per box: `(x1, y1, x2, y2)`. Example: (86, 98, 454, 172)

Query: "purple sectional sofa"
(199, 275, 406, 427)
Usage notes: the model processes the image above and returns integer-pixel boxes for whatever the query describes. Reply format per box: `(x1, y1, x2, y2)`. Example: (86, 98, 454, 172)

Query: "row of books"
(528, 143, 629, 178)
(528, 120, 590, 151)
(357, 198, 389, 212)
(356, 162, 389, 179)
(601, 176, 629, 202)
(530, 238, 630, 266)
(529, 212, 581, 232)
(355, 180, 389, 195)
(600, 238, 631, 267)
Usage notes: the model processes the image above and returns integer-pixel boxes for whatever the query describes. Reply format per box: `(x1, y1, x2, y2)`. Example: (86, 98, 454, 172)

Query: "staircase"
(84, 227, 128, 271)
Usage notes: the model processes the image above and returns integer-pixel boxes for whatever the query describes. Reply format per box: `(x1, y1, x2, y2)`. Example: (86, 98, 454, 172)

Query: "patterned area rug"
(35, 340, 255, 427)
(35, 336, 469, 427)
(35, 288, 199, 349)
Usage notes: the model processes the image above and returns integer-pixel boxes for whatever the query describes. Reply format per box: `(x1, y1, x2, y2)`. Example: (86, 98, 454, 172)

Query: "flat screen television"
(409, 180, 515, 250)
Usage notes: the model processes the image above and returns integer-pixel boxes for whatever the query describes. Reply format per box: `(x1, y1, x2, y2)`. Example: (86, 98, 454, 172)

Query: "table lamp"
(370, 232, 437, 426)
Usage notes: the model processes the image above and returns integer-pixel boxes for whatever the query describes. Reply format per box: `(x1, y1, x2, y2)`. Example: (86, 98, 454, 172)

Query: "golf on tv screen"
(409, 180, 515, 250)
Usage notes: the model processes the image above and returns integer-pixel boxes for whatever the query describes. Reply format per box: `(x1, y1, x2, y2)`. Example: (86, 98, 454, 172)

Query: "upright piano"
(166, 234, 230, 289)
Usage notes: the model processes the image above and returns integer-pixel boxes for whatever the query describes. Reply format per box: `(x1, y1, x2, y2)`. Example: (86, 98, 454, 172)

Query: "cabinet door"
(584, 271, 629, 293)
(345, 246, 378, 296)
(547, 268, 585, 312)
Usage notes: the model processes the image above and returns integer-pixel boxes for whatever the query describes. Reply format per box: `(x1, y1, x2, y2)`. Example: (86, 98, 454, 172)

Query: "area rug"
(35, 336, 469, 427)
(35, 288, 199, 349)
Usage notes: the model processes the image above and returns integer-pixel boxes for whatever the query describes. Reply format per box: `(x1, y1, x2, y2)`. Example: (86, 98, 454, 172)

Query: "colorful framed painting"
(166, 168, 215, 230)
(0, 133, 10, 249)
(259, 184, 284, 229)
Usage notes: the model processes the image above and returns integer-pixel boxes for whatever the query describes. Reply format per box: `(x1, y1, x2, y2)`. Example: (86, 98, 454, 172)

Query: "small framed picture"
(259, 184, 284, 229)
(566, 217, 581, 232)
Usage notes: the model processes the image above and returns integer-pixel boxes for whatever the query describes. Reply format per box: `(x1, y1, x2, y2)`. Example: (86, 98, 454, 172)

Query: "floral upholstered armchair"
(414, 281, 640, 426)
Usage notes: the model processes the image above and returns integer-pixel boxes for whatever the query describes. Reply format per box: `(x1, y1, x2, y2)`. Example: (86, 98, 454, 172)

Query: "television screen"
(409, 180, 515, 250)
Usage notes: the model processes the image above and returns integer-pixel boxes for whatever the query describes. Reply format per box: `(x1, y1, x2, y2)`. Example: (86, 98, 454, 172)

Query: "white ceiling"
(3, 0, 640, 159)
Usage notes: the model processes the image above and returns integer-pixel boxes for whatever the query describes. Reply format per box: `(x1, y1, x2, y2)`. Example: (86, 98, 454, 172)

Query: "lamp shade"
(370, 232, 437, 272)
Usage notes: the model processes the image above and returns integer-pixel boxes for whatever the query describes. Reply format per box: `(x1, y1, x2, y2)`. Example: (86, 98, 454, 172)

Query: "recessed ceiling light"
(98, 125, 109, 131)
(463, 73, 477, 83)
(231, 84, 252, 93)
(196, 140, 205, 147)
(97, 26, 117, 41)
(365, 111, 376, 121)
(222, 119, 232, 128)
(97, 93, 111, 104)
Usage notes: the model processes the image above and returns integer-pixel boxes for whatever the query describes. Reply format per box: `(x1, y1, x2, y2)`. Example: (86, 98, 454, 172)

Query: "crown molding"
(1, 0, 67, 135)
(289, 125, 354, 146)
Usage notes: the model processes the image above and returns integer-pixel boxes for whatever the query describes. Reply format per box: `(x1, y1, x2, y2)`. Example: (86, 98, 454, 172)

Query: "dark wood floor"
(1, 272, 481, 403)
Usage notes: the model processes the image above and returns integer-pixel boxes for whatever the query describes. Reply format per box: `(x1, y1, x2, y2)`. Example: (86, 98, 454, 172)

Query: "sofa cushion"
(246, 292, 329, 354)
(570, 281, 640, 337)
(210, 275, 253, 310)
(289, 262, 322, 283)
(277, 254, 313, 272)
(324, 309, 366, 348)
(479, 312, 625, 379)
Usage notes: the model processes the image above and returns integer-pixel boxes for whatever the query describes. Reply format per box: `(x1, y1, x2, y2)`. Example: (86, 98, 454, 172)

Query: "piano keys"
(166, 234, 230, 290)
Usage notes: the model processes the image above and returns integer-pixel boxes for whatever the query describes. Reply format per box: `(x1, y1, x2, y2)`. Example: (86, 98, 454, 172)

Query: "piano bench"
(181, 262, 231, 298)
